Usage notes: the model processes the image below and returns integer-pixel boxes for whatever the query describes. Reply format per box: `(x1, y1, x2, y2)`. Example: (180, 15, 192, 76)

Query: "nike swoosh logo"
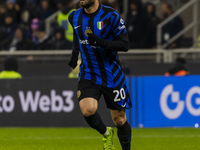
(121, 103, 126, 108)
(74, 25, 81, 29)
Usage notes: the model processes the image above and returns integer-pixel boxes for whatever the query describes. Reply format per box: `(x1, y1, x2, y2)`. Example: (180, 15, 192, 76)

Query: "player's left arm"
(88, 12, 130, 52)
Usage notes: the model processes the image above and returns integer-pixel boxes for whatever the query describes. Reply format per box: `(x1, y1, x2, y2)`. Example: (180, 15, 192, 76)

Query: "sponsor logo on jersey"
(97, 21, 103, 30)
(79, 39, 89, 45)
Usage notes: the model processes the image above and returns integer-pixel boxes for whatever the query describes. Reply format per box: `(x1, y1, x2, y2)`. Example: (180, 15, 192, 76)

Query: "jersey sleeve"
(112, 11, 128, 39)
(99, 11, 129, 52)
(68, 11, 75, 27)
(68, 10, 79, 52)
(68, 11, 80, 69)
(68, 30, 80, 69)
(73, 29, 80, 52)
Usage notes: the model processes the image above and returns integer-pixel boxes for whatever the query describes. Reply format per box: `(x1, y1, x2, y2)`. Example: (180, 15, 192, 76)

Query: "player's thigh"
(79, 98, 98, 116)
(110, 109, 127, 126)
(77, 79, 101, 116)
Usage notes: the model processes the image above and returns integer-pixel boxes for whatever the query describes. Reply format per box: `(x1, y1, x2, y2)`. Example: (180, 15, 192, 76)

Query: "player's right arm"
(68, 11, 80, 69)
(88, 10, 130, 52)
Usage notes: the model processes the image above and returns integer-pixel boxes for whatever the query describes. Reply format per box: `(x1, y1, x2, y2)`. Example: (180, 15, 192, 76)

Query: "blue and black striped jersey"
(68, 5, 129, 88)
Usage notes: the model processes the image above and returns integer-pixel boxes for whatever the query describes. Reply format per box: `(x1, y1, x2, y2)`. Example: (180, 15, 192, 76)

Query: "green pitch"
(0, 128, 199, 150)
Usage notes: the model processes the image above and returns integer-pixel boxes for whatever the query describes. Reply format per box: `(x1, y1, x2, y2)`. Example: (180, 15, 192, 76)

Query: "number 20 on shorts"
(113, 88, 126, 102)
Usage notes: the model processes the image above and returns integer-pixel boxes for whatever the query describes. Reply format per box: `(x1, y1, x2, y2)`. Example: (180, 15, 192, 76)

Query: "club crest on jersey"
(97, 21, 103, 30)
(85, 27, 93, 37)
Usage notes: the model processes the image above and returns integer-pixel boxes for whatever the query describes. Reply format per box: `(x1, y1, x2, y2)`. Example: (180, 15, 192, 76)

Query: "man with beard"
(68, 0, 132, 150)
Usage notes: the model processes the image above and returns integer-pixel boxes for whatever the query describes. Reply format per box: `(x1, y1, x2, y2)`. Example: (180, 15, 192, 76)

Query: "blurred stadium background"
(0, 0, 200, 149)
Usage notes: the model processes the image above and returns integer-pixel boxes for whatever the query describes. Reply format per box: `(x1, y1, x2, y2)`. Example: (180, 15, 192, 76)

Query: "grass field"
(0, 128, 199, 150)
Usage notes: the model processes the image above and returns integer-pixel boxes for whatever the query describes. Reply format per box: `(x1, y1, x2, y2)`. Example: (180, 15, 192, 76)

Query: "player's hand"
(88, 33, 105, 47)
(68, 59, 77, 69)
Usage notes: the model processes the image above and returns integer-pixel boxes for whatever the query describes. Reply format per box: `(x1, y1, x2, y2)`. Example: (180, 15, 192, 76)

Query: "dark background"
(0, 61, 199, 77)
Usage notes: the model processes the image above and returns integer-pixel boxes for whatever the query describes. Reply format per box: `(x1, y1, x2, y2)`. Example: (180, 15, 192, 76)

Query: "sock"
(117, 121, 132, 150)
(84, 112, 107, 135)
(103, 128, 109, 137)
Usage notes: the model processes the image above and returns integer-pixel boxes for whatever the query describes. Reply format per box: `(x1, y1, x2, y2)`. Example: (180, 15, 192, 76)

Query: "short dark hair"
(4, 57, 19, 71)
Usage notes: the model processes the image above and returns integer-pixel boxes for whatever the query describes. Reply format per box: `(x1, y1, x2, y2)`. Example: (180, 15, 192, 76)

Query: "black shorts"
(77, 79, 132, 110)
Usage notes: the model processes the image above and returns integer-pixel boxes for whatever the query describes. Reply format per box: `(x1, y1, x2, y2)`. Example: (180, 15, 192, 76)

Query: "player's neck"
(84, 2, 99, 14)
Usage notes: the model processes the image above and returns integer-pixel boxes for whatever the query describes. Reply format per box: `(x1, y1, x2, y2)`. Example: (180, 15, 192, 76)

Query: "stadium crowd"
(0, 0, 185, 51)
